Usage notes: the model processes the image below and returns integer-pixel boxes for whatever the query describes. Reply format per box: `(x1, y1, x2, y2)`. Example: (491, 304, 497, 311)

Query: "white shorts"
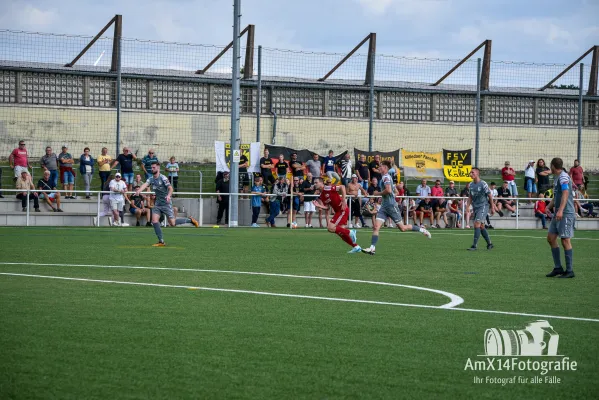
(14, 166, 28, 178)
(304, 201, 315, 213)
(110, 199, 124, 211)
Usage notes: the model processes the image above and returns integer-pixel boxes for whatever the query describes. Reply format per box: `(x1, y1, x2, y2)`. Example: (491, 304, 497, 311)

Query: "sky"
(0, 0, 597, 86)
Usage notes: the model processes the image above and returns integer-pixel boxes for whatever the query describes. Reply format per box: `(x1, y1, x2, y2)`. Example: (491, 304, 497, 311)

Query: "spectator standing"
(524, 160, 537, 204)
(215, 171, 230, 225)
(347, 174, 368, 228)
(305, 153, 322, 180)
(58, 145, 76, 199)
(267, 175, 288, 228)
(355, 154, 370, 191)
(0, 167, 3, 198)
(238, 151, 250, 193)
(37, 170, 63, 212)
(141, 149, 159, 180)
(368, 154, 382, 188)
(15, 171, 40, 212)
(290, 152, 305, 179)
(367, 177, 378, 197)
(534, 193, 550, 229)
(165, 157, 180, 194)
(337, 153, 353, 186)
(430, 180, 448, 228)
(40, 146, 59, 189)
(416, 179, 431, 200)
(301, 172, 316, 228)
(109, 173, 129, 226)
(9, 140, 31, 181)
(259, 148, 275, 189)
(447, 195, 462, 228)
(501, 161, 518, 198)
(322, 150, 341, 183)
(112, 147, 137, 192)
(97, 147, 113, 194)
(536, 158, 551, 195)
(460, 182, 470, 198)
(275, 154, 289, 179)
(250, 176, 266, 227)
(569, 159, 584, 188)
(291, 177, 302, 226)
(79, 147, 95, 199)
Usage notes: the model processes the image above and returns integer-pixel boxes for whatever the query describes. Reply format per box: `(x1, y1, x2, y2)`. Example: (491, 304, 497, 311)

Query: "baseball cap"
(115, 172, 122, 178)
(223, 171, 230, 174)
(351, 174, 357, 178)
(277, 175, 285, 179)
(529, 160, 535, 163)
(449, 180, 455, 184)
(62, 145, 68, 148)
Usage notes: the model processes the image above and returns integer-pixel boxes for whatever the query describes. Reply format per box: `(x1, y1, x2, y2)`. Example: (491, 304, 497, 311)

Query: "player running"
(135, 161, 199, 247)
(467, 167, 496, 251)
(312, 177, 362, 253)
(362, 161, 431, 256)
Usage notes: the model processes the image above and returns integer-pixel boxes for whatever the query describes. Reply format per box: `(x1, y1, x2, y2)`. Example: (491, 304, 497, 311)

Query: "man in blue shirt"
(250, 176, 267, 227)
(321, 150, 341, 184)
(141, 149, 159, 180)
(112, 147, 137, 191)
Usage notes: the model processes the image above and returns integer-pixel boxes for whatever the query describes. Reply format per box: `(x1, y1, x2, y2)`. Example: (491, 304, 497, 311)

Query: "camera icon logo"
(484, 320, 560, 356)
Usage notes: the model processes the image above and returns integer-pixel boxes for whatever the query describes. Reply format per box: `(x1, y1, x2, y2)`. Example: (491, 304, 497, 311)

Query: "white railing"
(1, 188, 597, 229)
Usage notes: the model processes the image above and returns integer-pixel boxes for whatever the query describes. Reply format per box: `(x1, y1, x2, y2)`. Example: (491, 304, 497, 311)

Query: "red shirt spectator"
(569, 160, 583, 186)
(10, 142, 29, 168)
(431, 182, 444, 197)
(534, 200, 547, 214)
(501, 161, 515, 181)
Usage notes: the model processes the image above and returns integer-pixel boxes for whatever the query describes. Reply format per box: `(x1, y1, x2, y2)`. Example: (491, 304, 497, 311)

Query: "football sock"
(175, 218, 189, 225)
(371, 234, 379, 247)
(152, 222, 164, 241)
(481, 229, 491, 244)
(564, 249, 573, 272)
(411, 225, 420, 232)
(551, 247, 562, 269)
(473, 227, 481, 247)
(335, 226, 354, 246)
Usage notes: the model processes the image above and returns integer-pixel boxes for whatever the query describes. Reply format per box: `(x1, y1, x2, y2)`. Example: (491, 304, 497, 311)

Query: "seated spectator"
(444, 180, 458, 197)
(430, 180, 447, 228)
(367, 177, 378, 197)
(127, 184, 151, 226)
(496, 181, 517, 217)
(577, 186, 596, 218)
(37, 170, 64, 212)
(534, 193, 551, 229)
(15, 171, 40, 212)
(250, 176, 267, 227)
(447, 195, 462, 228)
(0, 166, 3, 198)
(460, 182, 470, 198)
(416, 179, 431, 201)
(414, 196, 434, 227)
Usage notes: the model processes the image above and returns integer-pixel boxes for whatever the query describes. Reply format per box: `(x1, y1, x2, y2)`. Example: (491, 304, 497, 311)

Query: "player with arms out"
(362, 161, 431, 256)
(467, 167, 496, 251)
(135, 161, 199, 246)
(545, 157, 576, 278)
(312, 177, 362, 253)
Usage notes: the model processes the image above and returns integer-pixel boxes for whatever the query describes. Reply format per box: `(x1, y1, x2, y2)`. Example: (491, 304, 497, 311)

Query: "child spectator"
(250, 176, 266, 227)
(534, 193, 550, 229)
(166, 156, 179, 194)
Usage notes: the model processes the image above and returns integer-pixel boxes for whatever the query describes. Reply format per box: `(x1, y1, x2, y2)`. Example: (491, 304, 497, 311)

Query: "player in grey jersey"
(135, 161, 199, 246)
(545, 157, 575, 278)
(467, 168, 497, 251)
(362, 160, 430, 256)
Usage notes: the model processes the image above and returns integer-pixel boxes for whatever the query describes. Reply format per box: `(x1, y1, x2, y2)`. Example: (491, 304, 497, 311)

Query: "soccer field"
(1, 227, 598, 399)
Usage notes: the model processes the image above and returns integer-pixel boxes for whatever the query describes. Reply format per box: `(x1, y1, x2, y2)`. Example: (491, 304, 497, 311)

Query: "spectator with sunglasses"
(141, 149, 159, 180)
(9, 140, 31, 181)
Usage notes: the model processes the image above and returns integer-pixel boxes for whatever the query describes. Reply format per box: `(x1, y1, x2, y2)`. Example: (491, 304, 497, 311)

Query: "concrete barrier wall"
(1, 104, 597, 170)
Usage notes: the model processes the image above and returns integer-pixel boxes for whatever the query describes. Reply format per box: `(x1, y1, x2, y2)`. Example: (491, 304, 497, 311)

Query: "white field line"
(0, 262, 463, 308)
(382, 230, 599, 241)
(1, 271, 598, 323)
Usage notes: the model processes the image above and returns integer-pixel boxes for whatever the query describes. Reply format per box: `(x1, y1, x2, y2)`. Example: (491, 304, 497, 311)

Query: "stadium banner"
(264, 145, 348, 178)
(215, 141, 260, 173)
(443, 149, 473, 182)
(401, 150, 444, 179)
(353, 149, 400, 165)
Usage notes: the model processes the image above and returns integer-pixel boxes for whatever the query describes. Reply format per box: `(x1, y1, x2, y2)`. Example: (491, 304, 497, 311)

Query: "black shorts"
(239, 172, 250, 186)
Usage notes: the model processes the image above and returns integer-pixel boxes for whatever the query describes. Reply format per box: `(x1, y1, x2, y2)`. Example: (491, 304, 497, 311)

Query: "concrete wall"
(1, 104, 597, 170)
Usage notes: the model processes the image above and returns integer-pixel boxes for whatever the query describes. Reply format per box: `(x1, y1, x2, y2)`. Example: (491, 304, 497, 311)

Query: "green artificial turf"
(1, 227, 598, 399)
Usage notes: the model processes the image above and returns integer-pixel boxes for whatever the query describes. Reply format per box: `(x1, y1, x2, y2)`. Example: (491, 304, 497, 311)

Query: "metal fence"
(0, 27, 598, 171)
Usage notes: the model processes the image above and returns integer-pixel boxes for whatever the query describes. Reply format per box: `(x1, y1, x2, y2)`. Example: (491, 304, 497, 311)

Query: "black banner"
(353, 148, 400, 165)
(265, 145, 347, 164)
(443, 149, 473, 182)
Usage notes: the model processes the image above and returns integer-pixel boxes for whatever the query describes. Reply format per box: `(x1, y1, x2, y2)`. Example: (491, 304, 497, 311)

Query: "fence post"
(115, 25, 122, 157)
(256, 45, 262, 143)
(368, 49, 376, 152)
(578, 63, 584, 162)
(26, 188, 30, 227)
(475, 58, 481, 168)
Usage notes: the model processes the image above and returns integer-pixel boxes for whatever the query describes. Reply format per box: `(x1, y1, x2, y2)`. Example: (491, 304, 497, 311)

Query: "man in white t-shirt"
(416, 179, 431, 204)
(108, 173, 129, 226)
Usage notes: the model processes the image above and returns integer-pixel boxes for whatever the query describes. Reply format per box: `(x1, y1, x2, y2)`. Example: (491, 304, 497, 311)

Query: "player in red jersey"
(313, 177, 362, 253)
